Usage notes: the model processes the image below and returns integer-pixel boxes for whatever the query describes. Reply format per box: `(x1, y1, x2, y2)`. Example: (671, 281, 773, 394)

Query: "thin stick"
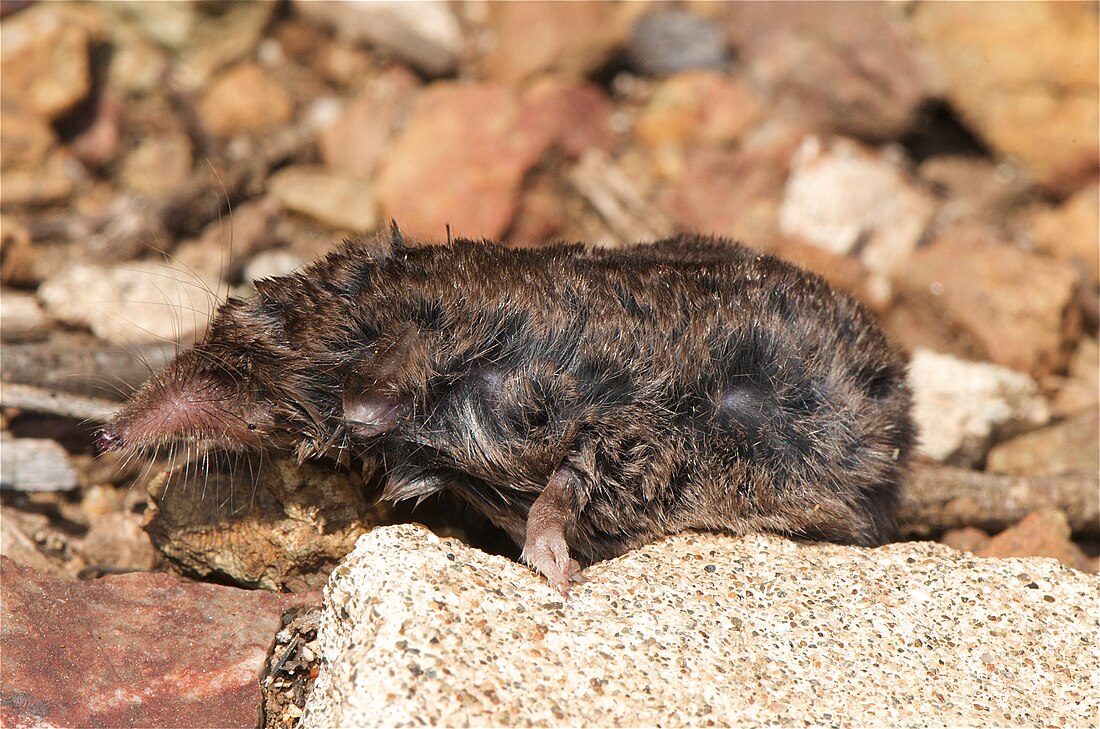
(0, 382, 120, 422)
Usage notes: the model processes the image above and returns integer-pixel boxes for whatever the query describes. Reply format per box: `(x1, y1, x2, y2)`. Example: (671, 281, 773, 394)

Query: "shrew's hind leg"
(521, 465, 584, 595)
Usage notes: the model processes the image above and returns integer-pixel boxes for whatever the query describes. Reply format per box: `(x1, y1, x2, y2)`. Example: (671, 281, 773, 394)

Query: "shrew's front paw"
(521, 530, 584, 596)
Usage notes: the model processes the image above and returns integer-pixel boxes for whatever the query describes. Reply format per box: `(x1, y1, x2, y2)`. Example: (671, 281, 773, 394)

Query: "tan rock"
(910, 2, 1099, 194)
(1047, 337, 1100, 418)
(917, 155, 1033, 233)
(0, 105, 56, 172)
(375, 83, 546, 240)
(80, 511, 159, 573)
(0, 4, 93, 120)
(634, 70, 764, 171)
(0, 216, 37, 288)
(303, 526, 1098, 728)
(119, 132, 193, 199)
(482, 1, 633, 83)
(110, 1, 276, 87)
(1028, 182, 1100, 285)
(0, 289, 49, 342)
(976, 509, 1091, 572)
(36, 260, 223, 344)
(144, 456, 390, 592)
(104, 22, 169, 95)
(268, 165, 377, 232)
(986, 410, 1100, 478)
(891, 225, 1081, 376)
(0, 151, 75, 207)
(293, 0, 461, 77)
(197, 63, 294, 138)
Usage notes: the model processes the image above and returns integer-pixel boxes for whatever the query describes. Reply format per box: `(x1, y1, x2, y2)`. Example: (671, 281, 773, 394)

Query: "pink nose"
(96, 429, 121, 452)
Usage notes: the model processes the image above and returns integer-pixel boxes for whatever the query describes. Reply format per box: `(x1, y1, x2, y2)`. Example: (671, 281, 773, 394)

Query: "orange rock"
(976, 509, 1092, 572)
(197, 63, 293, 138)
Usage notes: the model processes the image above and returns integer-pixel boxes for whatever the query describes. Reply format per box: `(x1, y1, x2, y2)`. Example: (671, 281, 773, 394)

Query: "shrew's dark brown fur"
(102, 229, 915, 590)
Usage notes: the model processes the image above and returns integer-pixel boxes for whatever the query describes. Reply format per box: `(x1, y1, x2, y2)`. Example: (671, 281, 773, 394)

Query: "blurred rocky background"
(1, 2, 1097, 727)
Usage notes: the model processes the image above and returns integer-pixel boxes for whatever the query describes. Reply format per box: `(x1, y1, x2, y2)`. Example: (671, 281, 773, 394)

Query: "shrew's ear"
(341, 326, 426, 439)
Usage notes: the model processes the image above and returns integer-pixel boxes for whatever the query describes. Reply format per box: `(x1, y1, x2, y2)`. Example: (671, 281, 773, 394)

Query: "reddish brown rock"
(768, 237, 873, 306)
(890, 226, 1081, 376)
(986, 410, 1100, 478)
(507, 170, 570, 247)
(318, 69, 420, 179)
(482, 1, 633, 83)
(940, 526, 991, 555)
(656, 127, 799, 244)
(0, 557, 315, 728)
(197, 63, 294, 138)
(374, 83, 547, 240)
(910, 3, 1099, 195)
(975, 510, 1092, 572)
(722, 2, 926, 140)
(70, 96, 124, 170)
(518, 79, 617, 159)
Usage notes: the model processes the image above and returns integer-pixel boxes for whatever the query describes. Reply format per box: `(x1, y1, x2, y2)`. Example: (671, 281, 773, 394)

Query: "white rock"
(302, 524, 1096, 728)
(779, 136, 935, 278)
(36, 261, 223, 344)
(909, 348, 1051, 466)
(242, 249, 305, 285)
(0, 434, 78, 492)
(293, 0, 461, 77)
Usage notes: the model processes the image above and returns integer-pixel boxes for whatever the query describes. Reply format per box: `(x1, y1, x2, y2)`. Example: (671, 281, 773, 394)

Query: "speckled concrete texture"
(302, 524, 1098, 728)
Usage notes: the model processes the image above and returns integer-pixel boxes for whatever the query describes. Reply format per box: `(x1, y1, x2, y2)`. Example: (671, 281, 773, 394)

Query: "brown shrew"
(100, 227, 915, 593)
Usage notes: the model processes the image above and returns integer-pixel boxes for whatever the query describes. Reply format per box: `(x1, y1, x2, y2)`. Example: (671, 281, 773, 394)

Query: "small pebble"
(628, 10, 728, 76)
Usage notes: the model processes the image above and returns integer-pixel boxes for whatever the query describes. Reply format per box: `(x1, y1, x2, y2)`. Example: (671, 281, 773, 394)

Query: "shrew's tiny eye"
(246, 423, 257, 431)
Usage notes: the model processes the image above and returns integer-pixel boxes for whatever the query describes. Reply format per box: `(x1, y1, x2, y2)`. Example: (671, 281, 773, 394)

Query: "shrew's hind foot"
(521, 465, 585, 595)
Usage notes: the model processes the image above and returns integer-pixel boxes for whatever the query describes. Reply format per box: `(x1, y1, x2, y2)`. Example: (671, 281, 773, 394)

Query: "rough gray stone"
(628, 10, 728, 76)
(302, 524, 1096, 728)
(909, 348, 1051, 466)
